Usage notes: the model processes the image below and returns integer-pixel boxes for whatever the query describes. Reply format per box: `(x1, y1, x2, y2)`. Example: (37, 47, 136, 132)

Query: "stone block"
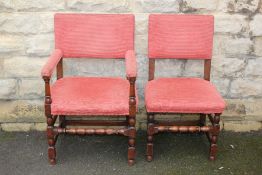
(250, 15, 262, 36)
(212, 57, 246, 78)
(19, 79, 44, 99)
(211, 78, 230, 97)
(134, 0, 180, 13)
(223, 121, 262, 132)
(1, 123, 33, 132)
(180, 0, 218, 12)
(0, 0, 65, 11)
(214, 14, 248, 35)
(0, 79, 17, 99)
(25, 34, 54, 57)
(0, 100, 44, 123)
(66, 0, 132, 12)
(223, 99, 246, 118)
(0, 35, 25, 54)
(225, 38, 252, 56)
(218, 0, 260, 13)
(4, 57, 45, 78)
(230, 78, 262, 98)
(245, 58, 262, 77)
(155, 59, 184, 78)
(183, 59, 203, 77)
(0, 13, 53, 34)
(254, 37, 262, 56)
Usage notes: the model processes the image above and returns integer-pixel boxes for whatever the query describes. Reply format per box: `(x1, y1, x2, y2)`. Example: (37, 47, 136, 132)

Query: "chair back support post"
(148, 59, 155, 81)
(204, 59, 211, 81)
(56, 59, 63, 80)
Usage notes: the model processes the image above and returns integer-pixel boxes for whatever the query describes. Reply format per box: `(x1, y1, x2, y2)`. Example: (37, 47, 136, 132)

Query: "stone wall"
(0, 0, 262, 132)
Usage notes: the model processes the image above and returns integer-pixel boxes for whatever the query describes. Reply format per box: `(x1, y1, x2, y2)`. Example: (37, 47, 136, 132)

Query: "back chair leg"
(59, 115, 66, 128)
(146, 114, 154, 162)
(128, 115, 136, 166)
(209, 114, 220, 160)
(199, 114, 206, 135)
(47, 115, 57, 165)
(200, 114, 206, 126)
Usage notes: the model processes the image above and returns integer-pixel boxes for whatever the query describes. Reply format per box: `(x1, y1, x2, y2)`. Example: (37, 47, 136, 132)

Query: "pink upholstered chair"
(145, 14, 225, 161)
(41, 14, 137, 166)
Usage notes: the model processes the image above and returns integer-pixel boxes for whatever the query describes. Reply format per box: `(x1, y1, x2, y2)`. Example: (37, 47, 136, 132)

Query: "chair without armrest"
(145, 14, 225, 161)
(41, 14, 137, 166)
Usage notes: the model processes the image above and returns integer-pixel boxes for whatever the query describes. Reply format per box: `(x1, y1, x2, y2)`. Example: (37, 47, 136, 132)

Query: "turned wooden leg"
(128, 115, 136, 166)
(146, 114, 154, 162)
(199, 114, 206, 135)
(200, 114, 206, 126)
(126, 115, 129, 126)
(209, 114, 220, 161)
(47, 115, 57, 165)
(59, 115, 66, 128)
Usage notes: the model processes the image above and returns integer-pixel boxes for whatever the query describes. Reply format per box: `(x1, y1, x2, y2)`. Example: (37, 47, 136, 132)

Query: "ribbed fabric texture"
(41, 49, 63, 77)
(51, 77, 138, 115)
(55, 13, 134, 58)
(125, 50, 137, 78)
(145, 78, 225, 114)
(148, 14, 214, 59)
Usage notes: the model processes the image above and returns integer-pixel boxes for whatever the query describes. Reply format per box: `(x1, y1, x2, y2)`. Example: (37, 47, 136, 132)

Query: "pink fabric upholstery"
(125, 50, 137, 78)
(145, 78, 225, 114)
(41, 49, 63, 77)
(54, 14, 134, 58)
(148, 14, 214, 59)
(51, 77, 138, 115)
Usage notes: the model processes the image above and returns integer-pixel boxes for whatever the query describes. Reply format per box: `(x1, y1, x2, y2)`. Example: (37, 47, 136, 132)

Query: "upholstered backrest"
(55, 14, 134, 58)
(148, 14, 214, 59)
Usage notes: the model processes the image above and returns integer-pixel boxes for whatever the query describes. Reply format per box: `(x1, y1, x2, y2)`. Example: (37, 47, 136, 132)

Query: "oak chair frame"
(146, 59, 221, 161)
(43, 56, 137, 166)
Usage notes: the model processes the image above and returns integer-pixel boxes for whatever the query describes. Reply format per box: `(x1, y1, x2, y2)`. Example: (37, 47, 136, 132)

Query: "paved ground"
(0, 131, 262, 175)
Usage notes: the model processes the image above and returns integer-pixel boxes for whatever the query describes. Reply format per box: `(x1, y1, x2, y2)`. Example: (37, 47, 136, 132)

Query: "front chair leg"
(47, 115, 57, 165)
(209, 114, 220, 160)
(146, 114, 154, 162)
(128, 116, 136, 166)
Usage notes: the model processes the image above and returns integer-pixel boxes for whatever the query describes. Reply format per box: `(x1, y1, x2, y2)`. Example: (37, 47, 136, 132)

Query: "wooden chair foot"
(147, 155, 153, 162)
(147, 114, 154, 162)
(209, 114, 220, 161)
(49, 158, 56, 165)
(127, 116, 136, 165)
(48, 146, 56, 165)
(146, 143, 153, 162)
(128, 145, 136, 166)
(209, 143, 217, 161)
(209, 156, 215, 161)
(128, 159, 135, 166)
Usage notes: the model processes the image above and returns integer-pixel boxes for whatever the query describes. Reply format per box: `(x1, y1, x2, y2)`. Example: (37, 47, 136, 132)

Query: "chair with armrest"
(41, 13, 137, 166)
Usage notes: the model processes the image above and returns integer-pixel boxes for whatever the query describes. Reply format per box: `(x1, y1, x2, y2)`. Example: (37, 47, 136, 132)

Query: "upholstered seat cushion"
(145, 78, 225, 114)
(51, 77, 137, 115)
